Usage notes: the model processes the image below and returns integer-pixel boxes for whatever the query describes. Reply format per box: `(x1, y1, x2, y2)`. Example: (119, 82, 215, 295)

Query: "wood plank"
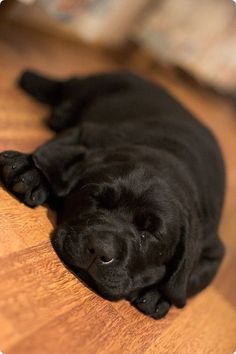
(146, 289, 236, 354)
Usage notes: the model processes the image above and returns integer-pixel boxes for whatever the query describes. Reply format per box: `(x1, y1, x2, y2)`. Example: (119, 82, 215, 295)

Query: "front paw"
(132, 288, 171, 319)
(0, 151, 49, 206)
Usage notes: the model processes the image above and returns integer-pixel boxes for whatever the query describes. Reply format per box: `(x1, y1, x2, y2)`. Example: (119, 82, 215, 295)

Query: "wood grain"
(0, 20, 235, 354)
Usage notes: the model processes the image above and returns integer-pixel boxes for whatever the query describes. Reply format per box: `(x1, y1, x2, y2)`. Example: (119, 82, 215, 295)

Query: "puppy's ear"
(164, 209, 196, 308)
(18, 70, 64, 105)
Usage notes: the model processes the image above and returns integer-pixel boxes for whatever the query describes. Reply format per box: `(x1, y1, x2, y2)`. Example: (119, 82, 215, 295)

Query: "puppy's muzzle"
(52, 227, 119, 270)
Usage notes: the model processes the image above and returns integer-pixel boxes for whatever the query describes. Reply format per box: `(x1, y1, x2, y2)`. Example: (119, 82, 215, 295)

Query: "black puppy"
(0, 71, 225, 319)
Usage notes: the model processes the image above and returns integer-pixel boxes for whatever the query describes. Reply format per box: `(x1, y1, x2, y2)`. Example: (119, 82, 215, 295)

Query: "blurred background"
(1, 0, 236, 96)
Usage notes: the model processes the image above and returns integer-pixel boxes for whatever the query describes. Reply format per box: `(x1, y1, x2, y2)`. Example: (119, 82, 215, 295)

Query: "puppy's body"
(0, 71, 225, 318)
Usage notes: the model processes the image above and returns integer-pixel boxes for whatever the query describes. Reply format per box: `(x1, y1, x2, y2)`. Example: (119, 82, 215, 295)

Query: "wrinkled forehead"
(87, 173, 169, 213)
(63, 161, 173, 223)
(68, 180, 170, 239)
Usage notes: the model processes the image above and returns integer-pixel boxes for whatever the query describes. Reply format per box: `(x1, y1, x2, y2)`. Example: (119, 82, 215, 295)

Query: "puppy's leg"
(47, 72, 136, 131)
(131, 287, 171, 319)
(18, 71, 142, 132)
(187, 237, 224, 297)
(0, 127, 86, 205)
(32, 127, 87, 197)
(18, 70, 64, 105)
(18, 71, 81, 132)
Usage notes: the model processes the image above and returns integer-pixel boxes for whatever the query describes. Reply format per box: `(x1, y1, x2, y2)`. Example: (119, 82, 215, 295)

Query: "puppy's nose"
(87, 237, 115, 265)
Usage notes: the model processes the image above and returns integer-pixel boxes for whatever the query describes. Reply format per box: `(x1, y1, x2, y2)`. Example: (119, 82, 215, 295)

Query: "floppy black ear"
(18, 70, 64, 105)
(163, 209, 197, 308)
(32, 128, 88, 197)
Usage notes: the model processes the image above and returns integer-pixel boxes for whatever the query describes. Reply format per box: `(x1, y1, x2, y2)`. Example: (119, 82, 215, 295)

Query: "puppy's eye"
(140, 231, 162, 245)
(135, 211, 163, 236)
(156, 232, 162, 242)
(140, 231, 150, 242)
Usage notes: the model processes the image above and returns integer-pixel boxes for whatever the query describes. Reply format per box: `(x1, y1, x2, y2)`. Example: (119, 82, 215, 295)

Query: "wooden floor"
(0, 20, 236, 354)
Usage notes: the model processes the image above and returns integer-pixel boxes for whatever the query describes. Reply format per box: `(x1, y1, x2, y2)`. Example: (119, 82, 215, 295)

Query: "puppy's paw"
(0, 151, 49, 207)
(132, 288, 170, 319)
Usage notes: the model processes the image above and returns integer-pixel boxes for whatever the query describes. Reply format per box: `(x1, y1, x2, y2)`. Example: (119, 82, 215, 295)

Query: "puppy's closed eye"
(140, 231, 161, 243)
(135, 211, 164, 240)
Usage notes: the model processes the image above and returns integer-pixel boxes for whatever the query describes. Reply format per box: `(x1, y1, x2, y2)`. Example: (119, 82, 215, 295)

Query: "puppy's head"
(52, 159, 182, 301)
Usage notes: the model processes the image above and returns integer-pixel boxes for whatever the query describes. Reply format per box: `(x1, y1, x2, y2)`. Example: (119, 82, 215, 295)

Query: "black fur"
(0, 70, 225, 319)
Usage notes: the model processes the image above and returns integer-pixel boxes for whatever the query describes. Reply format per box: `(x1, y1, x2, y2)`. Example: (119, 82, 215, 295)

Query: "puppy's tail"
(18, 70, 64, 105)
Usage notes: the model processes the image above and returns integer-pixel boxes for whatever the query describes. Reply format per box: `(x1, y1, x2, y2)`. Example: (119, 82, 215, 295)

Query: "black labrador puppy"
(0, 70, 225, 319)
